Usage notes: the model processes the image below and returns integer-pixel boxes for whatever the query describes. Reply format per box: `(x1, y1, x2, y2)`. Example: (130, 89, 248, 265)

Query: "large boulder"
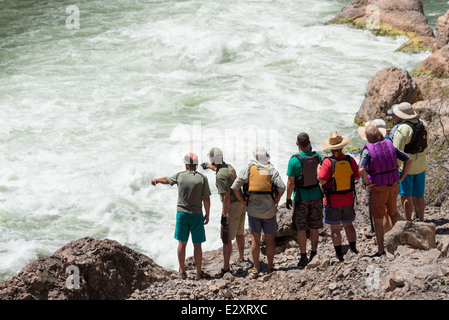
(327, 0, 435, 52)
(275, 203, 296, 240)
(384, 221, 437, 254)
(355, 67, 421, 125)
(0, 237, 173, 300)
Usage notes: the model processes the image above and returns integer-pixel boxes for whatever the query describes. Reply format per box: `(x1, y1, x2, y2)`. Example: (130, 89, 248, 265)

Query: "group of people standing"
(151, 102, 428, 280)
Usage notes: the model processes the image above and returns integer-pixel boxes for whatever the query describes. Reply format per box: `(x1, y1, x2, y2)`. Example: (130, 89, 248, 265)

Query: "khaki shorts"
(228, 201, 246, 240)
(369, 183, 399, 220)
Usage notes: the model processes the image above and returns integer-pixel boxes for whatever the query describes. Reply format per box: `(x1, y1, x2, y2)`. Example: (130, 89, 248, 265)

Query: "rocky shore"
(1, 199, 448, 301)
(131, 203, 449, 301)
(1, 0, 449, 302)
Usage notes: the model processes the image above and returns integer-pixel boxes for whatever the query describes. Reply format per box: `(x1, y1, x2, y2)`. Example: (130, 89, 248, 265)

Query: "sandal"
(267, 266, 276, 273)
(179, 271, 187, 280)
(195, 271, 210, 280)
(214, 268, 230, 279)
(248, 267, 259, 279)
(370, 251, 385, 258)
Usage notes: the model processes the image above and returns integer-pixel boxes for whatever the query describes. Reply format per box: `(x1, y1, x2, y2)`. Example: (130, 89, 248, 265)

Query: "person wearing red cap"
(151, 152, 211, 280)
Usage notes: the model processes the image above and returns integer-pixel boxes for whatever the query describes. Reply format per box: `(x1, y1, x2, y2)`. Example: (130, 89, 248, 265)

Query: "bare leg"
(222, 240, 232, 271)
(413, 197, 425, 221)
(235, 234, 245, 262)
(251, 232, 261, 270)
(297, 230, 307, 254)
(330, 224, 342, 246)
(330, 224, 343, 260)
(401, 196, 414, 221)
(342, 222, 357, 243)
(310, 229, 319, 252)
(177, 241, 187, 275)
(373, 218, 385, 254)
(193, 243, 202, 278)
(264, 233, 275, 270)
(383, 213, 393, 234)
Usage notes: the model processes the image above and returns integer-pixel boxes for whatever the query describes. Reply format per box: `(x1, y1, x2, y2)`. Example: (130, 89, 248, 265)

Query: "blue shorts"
(174, 211, 206, 244)
(248, 215, 277, 235)
(398, 171, 425, 198)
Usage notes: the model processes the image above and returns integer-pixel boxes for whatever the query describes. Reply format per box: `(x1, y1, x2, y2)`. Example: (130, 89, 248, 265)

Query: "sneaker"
(195, 271, 211, 280)
(297, 256, 309, 268)
(336, 254, 344, 262)
(370, 251, 385, 258)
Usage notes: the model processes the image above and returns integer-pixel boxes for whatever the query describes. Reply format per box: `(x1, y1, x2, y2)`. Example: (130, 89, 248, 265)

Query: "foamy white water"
(0, 0, 443, 279)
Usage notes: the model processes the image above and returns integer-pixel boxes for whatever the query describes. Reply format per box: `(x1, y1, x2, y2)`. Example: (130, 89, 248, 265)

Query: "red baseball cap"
(183, 152, 198, 165)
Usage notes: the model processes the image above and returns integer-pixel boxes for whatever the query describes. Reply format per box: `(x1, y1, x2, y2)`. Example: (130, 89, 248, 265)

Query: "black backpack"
(403, 120, 427, 154)
(292, 152, 320, 189)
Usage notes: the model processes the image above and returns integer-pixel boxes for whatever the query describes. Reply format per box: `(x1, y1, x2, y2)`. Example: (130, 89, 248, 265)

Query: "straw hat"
(387, 102, 417, 120)
(357, 119, 387, 140)
(321, 131, 351, 150)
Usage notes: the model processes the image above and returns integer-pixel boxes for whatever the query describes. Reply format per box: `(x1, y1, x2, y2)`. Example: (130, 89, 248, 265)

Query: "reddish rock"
(328, 0, 434, 37)
(384, 221, 437, 254)
(0, 237, 173, 300)
(355, 67, 420, 124)
(327, 0, 434, 52)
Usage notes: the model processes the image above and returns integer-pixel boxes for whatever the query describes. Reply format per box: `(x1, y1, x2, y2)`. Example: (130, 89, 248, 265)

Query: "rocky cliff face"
(355, 67, 420, 125)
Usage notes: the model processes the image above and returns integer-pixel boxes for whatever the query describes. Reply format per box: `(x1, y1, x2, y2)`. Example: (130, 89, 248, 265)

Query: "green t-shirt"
(169, 170, 211, 215)
(215, 163, 239, 203)
(287, 151, 322, 202)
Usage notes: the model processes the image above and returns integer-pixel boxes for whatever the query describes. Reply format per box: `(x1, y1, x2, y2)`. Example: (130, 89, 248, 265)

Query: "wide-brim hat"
(250, 146, 271, 165)
(387, 102, 417, 120)
(321, 131, 351, 150)
(357, 119, 387, 140)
